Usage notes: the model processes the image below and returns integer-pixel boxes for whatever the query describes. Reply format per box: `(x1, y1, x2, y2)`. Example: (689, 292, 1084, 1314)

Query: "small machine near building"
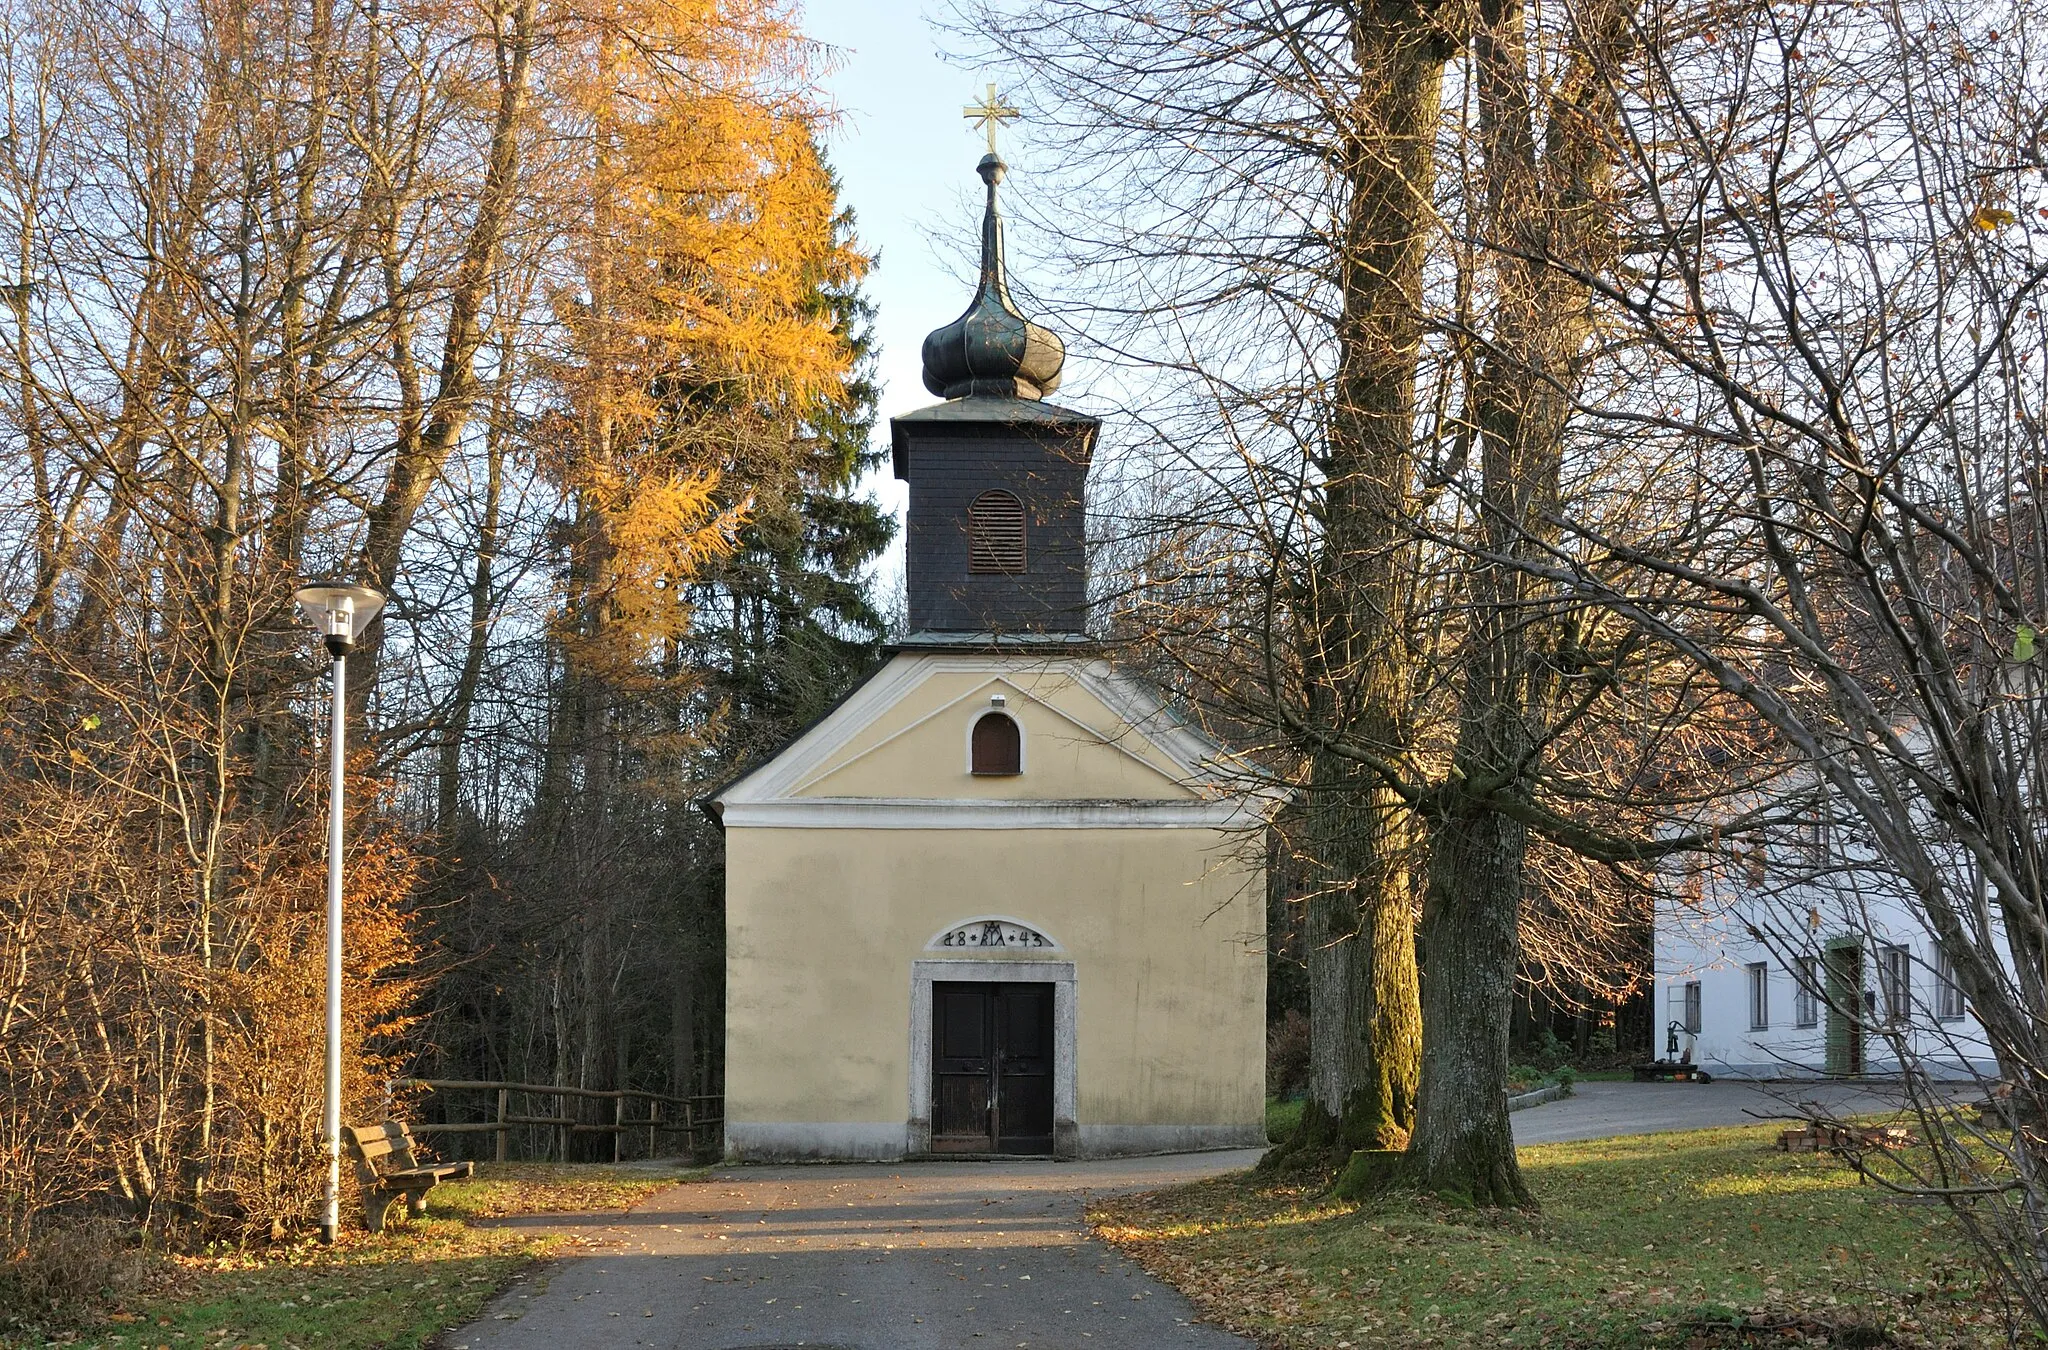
(705, 147, 1271, 1162)
(1630, 1019, 1714, 1083)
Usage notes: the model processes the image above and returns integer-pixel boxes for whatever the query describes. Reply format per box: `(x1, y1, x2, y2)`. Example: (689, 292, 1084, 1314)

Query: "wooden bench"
(343, 1120, 474, 1232)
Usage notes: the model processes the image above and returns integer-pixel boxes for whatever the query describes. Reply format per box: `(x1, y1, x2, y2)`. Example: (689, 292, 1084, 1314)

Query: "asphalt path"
(449, 1080, 1933, 1349)
(449, 1150, 1264, 1350)
(1511, 1078, 1931, 1145)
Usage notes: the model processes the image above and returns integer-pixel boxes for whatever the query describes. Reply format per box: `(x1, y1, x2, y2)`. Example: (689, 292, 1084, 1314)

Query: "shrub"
(1266, 1009, 1309, 1097)
(1265, 1097, 1305, 1144)
(0, 771, 425, 1251)
(0, 1217, 142, 1333)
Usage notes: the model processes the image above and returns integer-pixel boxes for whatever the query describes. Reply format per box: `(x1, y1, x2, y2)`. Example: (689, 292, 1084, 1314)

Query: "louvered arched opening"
(968, 490, 1027, 574)
(971, 712, 1022, 775)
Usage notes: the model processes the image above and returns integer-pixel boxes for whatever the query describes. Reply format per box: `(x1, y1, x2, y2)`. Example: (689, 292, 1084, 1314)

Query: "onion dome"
(920, 154, 1065, 401)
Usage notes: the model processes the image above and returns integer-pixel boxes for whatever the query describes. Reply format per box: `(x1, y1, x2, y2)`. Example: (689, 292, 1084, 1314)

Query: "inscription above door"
(928, 917, 1059, 951)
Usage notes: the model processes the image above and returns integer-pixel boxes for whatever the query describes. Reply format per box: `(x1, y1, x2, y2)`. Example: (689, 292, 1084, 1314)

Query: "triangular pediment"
(715, 652, 1241, 808)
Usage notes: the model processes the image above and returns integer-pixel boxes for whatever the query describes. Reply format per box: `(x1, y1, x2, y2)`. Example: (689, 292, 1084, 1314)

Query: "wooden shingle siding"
(895, 419, 1092, 633)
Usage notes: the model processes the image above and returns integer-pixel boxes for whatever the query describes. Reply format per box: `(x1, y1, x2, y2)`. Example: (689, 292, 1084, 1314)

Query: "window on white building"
(1683, 980, 1702, 1034)
(1934, 947, 1966, 1021)
(1793, 955, 1819, 1028)
(1747, 962, 1769, 1031)
(1879, 943, 1912, 1025)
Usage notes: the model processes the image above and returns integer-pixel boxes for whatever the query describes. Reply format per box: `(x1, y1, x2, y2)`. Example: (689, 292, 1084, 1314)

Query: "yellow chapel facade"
(709, 150, 1268, 1161)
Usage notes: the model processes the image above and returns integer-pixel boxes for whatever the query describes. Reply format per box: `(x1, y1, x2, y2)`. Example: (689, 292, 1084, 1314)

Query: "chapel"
(708, 145, 1268, 1161)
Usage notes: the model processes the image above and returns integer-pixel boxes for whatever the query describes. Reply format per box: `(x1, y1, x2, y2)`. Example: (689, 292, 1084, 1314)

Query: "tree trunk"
(1274, 2, 1451, 1165)
(1280, 767, 1418, 1165)
(353, 0, 534, 708)
(1400, 335, 1551, 1204)
(1288, 791, 1367, 1161)
(437, 409, 504, 825)
(1408, 780, 1533, 1206)
(1397, 0, 1631, 1206)
(1359, 844, 1420, 1140)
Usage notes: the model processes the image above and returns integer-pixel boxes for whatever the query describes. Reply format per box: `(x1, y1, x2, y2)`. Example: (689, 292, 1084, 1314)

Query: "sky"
(801, 0, 1014, 591)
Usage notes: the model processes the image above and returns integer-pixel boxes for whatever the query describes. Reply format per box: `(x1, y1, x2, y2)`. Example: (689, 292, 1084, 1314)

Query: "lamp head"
(294, 582, 385, 656)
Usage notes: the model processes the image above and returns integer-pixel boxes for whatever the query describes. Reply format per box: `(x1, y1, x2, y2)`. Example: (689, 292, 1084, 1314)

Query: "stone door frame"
(909, 958, 1076, 1157)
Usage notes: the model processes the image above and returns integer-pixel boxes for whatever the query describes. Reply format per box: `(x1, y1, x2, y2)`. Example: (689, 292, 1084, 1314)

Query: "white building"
(1653, 811, 1999, 1080)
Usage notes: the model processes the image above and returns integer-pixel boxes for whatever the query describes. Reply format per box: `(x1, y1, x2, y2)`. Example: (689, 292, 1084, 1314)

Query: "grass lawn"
(7, 1163, 704, 1350)
(1091, 1123, 2022, 1348)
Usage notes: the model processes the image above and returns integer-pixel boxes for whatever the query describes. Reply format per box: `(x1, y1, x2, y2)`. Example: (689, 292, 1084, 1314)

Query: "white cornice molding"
(1067, 665, 1248, 784)
(720, 797, 1267, 830)
(723, 650, 1242, 806)
(724, 654, 935, 803)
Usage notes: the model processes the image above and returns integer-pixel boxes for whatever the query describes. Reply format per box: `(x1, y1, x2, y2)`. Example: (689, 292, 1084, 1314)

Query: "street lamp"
(293, 581, 386, 1244)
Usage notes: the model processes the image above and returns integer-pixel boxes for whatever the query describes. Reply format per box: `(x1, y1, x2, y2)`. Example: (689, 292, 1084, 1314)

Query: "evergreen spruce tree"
(668, 180, 893, 1104)
(681, 191, 894, 767)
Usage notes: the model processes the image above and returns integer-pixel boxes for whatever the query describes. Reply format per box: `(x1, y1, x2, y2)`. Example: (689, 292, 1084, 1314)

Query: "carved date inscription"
(932, 919, 1056, 951)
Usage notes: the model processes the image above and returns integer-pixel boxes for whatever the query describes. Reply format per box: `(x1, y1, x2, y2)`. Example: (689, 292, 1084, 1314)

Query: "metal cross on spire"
(963, 83, 1020, 158)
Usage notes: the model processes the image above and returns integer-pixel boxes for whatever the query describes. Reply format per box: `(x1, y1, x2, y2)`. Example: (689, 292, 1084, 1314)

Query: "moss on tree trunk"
(1260, 0, 1451, 1182)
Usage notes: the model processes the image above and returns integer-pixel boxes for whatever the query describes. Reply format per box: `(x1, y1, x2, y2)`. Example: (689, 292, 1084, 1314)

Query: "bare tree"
(0, 0, 880, 1260)
(1453, 0, 2048, 1309)
(965, 0, 1759, 1202)
(957, 0, 1469, 1162)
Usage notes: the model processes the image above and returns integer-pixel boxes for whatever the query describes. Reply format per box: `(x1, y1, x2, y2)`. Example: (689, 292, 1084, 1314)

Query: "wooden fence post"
(389, 1079, 719, 1167)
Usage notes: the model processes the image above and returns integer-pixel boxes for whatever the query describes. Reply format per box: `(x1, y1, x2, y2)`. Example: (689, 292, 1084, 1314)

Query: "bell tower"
(890, 148, 1099, 638)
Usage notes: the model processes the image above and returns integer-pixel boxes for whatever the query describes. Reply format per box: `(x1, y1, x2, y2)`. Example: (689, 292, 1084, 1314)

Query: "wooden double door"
(932, 981, 1055, 1155)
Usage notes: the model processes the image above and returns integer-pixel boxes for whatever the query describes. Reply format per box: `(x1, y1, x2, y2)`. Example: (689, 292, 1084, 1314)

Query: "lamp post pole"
(320, 629, 347, 1244)
(294, 582, 385, 1246)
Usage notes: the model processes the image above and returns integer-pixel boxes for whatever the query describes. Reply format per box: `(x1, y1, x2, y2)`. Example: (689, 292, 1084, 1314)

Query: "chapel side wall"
(722, 823, 1266, 1160)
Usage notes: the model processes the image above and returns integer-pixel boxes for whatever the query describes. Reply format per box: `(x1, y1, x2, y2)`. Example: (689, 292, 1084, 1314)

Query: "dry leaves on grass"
(434, 1164, 703, 1219)
(1085, 1139, 2016, 1350)
(1091, 1189, 1318, 1345)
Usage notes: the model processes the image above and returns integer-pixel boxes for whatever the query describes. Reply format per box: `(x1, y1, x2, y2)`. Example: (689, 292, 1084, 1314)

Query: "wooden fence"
(388, 1079, 723, 1164)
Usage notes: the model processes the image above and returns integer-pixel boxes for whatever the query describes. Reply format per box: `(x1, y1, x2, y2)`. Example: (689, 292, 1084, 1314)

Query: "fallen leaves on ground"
(1089, 1124, 2020, 1349)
